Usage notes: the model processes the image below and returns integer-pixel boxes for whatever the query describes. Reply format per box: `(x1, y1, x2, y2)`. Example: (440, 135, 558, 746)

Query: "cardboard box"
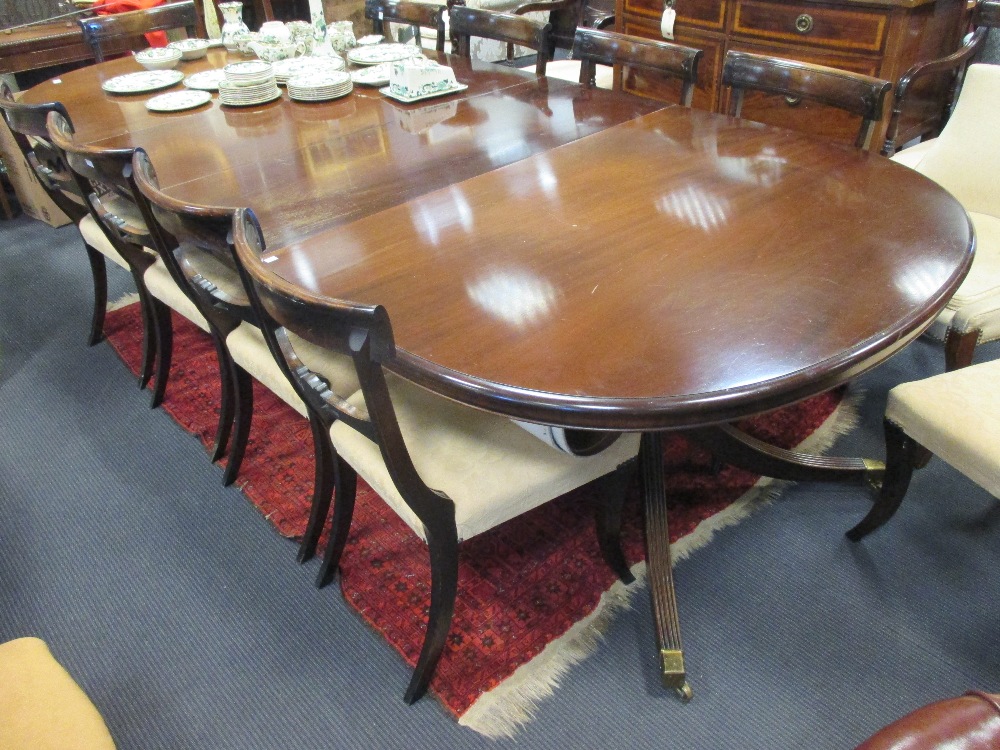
(0, 95, 71, 228)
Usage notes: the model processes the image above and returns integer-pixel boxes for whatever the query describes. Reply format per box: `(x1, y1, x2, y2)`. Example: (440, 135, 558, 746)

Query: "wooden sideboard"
(616, 0, 969, 146)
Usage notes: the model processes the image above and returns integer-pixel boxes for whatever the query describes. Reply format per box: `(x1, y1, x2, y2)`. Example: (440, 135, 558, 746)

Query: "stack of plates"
(287, 71, 353, 101)
(271, 56, 346, 85)
(219, 61, 281, 106)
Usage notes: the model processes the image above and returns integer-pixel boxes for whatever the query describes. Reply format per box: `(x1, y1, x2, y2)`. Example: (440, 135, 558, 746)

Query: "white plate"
(224, 60, 274, 79)
(219, 90, 283, 107)
(379, 82, 468, 103)
(351, 62, 391, 87)
(102, 70, 185, 94)
(146, 89, 213, 112)
(347, 43, 423, 66)
(184, 69, 227, 91)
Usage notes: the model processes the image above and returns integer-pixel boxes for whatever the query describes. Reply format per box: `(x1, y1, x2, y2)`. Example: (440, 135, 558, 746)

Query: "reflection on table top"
(23, 49, 974, 430)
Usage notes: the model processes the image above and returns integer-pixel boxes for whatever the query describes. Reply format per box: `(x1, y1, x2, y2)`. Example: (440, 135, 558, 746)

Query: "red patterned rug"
(103, 303, 853, 736)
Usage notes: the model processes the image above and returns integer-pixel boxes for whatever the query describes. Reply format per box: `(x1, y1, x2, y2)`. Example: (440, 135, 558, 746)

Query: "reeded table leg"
(640, 432, 692, 701)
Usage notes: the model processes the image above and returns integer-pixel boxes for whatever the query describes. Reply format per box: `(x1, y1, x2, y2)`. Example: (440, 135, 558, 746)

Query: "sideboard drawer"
(624, 0, 728, 32)
(732, 0, 888, 54)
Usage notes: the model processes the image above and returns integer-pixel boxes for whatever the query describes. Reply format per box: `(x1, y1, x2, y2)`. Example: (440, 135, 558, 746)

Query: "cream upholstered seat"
(847, 358, 1000, 540)
(231, 208, 641, 706)
(0, 637, 116, 749)
(130, 149, 360, 503)
(889, 64, 1000, 370)
(331, 372, 640, 541)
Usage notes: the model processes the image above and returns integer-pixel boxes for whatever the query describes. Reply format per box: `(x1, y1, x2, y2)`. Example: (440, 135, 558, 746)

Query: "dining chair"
(846, 357, 1000, 541)
(0, 86, 125, 349)
(230, 207, 642, 703)
(886, 63, 1000, 371)
(450, 5, 552, 74)
(721, 50, 892, 150)
(571, 27, 702, 104)
(79, 0, 199, 62)
(882, 0, 1000, 158)
(46, 111, 203, 409)
(130, 150, 360, 508)
(365, 0, 446, 51)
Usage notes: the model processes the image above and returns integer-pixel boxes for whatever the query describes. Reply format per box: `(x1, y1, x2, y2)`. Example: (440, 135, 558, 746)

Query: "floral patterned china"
(379, 82, 467, 103)
(346, 43, 423, 66)
(350, 62, 392, 87)
(183, 69, 228, 91)
(168, 38, 211, 60)
(102, 70, 185, 94)
(133, 47, 181, 70)
(145, 90, 213, 112)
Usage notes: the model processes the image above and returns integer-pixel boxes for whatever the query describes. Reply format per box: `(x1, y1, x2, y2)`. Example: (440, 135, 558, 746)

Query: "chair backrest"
(364, 0, 446, 52)
(79, 0, 198, 62)
(909, 63, 1000, 217)
(881, 0, 1000, 156)
(46, 110, 151, 261)
(129, 148, 250, 332)
(0, 83, 88, 224)
(450, 6, 552, 75)
(572, 27, 702, 105)
(721, 49, 892, 150)
(231, 208, 432, 506)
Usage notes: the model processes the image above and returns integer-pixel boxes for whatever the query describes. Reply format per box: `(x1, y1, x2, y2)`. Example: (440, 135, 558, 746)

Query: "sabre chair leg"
(314, 455, 358, 586)
(149, 298, 172, 408)
(404, 520, 459, 705)
(222, 363, 253, 487)
(84, 243, 107, 346)
(300, 414, 335, 563)
(209, 334, 236, 463)
(134, 281, 159, 390)
(594, 459, 637, 584)
(846, 420, 918, 541)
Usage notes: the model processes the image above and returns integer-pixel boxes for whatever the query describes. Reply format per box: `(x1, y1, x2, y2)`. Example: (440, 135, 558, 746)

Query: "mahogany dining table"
(22, 48, 975, 698)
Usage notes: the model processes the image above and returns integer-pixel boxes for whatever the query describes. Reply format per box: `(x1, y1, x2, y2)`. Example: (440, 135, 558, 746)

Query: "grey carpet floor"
(1, 214, 998, 749)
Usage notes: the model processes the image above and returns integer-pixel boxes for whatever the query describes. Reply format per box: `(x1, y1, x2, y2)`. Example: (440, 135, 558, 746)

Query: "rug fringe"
(459, 389, 865, 738)
(108, 292, 140, 312)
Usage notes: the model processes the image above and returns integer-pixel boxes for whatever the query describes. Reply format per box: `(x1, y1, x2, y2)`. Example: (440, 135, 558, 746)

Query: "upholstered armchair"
(888, 63, 1000, 370)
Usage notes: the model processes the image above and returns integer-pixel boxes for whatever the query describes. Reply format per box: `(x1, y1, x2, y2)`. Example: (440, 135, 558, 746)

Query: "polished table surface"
(24, 49, 975, 693)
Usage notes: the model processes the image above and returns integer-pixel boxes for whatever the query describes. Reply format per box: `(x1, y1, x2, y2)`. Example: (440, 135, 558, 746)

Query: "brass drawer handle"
(795, 13, 814, 33)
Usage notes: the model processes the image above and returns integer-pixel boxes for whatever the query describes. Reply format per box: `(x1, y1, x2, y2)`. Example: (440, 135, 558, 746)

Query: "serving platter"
(346, 43, 423, 66)
(350, 62, 392, 87)
(146, 89, 213, 112)
(102, 70, 185, 94)
(379, 82, 468, 103)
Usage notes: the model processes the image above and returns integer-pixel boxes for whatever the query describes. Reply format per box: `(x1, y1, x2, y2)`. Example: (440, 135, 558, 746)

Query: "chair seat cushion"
(142, 256, 210, 333)
(225, 322, 360, 418)
(330, 374, 641, 541)
(942, 212, 1000, 310)
(889, 138, 937, 170)
(886, 357, 1000, 497)
(0, 637, 116, 750)
(78, 213, 129, 270)
(542, 59, 613, 89)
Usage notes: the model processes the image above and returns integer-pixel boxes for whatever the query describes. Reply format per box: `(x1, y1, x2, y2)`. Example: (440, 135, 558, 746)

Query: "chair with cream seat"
(847, 358, 1000, 540)
(78, 0, 199, 62)
(571, 27, 701, 103)
(230, 207, 642, 704)
(365, 0, 447, 51)
(0, 86, 130, 351)
(0, 637, 116, 749)
(885, 63, 1000, 371)
(46, 111, 196, 411)
(721, 50, 892, 150)
(881, 0, 1000, 158)
(130, 150, 360, 533)
(450, 6, 552, 75)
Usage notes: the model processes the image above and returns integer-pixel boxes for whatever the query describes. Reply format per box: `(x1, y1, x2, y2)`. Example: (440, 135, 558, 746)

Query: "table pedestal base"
(640, 423, 885, 700)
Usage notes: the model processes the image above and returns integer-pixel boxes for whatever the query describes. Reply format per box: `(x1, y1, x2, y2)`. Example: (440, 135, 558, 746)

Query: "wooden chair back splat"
(572, 27, 701, 104)
(79, 0, 199, 62)
(721, 49, 892, 150)
(364, 0, 446, 51)
(450, 6, 552, 75)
